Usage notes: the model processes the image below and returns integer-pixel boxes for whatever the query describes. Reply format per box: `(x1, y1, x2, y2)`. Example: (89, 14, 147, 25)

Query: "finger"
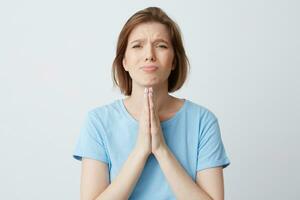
(150, 88, 161, 124)
(149, 87, 157, 115)
(148, 88, 158, 132)
(143, 87, 150, 130)
(143, 87, 148, 110)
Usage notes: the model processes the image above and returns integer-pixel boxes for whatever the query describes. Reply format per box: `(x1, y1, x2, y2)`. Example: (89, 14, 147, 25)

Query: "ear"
(122, 58, 128, 71)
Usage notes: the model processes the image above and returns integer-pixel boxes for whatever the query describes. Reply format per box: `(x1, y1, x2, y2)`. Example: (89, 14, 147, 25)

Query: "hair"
(112, 6, 190, 96)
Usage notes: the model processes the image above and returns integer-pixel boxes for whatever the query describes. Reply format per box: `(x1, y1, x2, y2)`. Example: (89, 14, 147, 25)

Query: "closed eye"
(132, 44, 168, 49)
(132, 45, 142, 48)
(157, 45, 168, 48)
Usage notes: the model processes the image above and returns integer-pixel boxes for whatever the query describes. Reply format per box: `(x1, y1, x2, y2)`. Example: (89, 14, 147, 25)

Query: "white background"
(1, 0, 299, 199)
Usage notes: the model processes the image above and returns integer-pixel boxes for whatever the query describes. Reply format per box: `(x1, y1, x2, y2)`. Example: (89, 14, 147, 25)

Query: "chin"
(133, 76, 167, 88)
(136, 77, 158, 85)
(144, 79, 161, 87)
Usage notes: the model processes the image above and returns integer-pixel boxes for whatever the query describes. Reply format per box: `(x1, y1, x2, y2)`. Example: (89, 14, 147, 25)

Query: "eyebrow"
(129, 38, 170, 45)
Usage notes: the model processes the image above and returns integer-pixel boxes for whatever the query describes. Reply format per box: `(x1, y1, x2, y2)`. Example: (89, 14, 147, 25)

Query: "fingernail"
(149, 87, 153, 92)
(144, 88, 148, 94)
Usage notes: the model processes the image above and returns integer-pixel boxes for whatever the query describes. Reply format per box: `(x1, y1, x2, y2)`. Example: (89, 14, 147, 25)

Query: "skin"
(80, 22, 225, 200)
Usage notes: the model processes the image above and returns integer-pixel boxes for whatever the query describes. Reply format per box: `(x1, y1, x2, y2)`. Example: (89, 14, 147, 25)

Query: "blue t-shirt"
(73, 98, 230, 199)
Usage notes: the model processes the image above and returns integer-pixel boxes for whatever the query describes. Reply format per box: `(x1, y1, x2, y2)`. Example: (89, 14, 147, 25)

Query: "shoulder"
(86, 99, 122, 122)
(185, 100, 222, 139)
(185, 99, 219, 122)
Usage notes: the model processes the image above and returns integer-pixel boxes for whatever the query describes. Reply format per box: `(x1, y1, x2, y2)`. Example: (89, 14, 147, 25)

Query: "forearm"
(154, 147, 213, 200)
(95, 149, 148, 200)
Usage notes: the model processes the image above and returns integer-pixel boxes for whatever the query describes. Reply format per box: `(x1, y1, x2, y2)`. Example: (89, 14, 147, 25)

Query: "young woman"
(73, 7, 230, 200)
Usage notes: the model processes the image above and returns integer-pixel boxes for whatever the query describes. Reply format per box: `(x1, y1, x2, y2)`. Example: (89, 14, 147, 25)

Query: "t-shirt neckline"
(118, 98, 188, 127)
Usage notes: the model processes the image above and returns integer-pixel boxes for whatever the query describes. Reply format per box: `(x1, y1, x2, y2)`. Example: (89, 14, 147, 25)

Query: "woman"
(73, 7, 230, 200)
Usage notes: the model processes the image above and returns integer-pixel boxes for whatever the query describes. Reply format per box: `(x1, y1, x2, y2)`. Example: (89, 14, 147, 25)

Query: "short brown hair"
(112, 7, 190, 96)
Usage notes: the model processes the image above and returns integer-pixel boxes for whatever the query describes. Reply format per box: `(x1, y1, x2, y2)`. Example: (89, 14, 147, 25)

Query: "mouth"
(141, 65, 158, 72)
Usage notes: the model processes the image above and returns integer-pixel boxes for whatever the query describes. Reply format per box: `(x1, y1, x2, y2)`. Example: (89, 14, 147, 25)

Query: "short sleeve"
(197, 115, 231, 171)
(73, 111, 109, 164)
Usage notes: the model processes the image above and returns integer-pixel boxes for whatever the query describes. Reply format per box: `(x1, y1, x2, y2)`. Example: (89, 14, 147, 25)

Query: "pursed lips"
(140, 64, 159, 69)
(140, 65, 159, 72)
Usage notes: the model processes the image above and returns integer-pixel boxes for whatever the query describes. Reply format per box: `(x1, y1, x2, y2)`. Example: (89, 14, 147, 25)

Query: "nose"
(144, 45, 156, 62)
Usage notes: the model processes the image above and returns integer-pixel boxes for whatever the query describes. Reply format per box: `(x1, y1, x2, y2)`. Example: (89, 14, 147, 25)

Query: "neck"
(125, 81, 172, 113)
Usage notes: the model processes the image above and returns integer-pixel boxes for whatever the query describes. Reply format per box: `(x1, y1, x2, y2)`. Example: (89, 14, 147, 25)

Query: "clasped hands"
(135, 87, 167, 157)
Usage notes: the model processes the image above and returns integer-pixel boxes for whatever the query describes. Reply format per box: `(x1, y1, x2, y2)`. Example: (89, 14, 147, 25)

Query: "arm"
(80, 158, 109, 200)
(147, 89, 227, 199)
(81, 149, 148, 200)
(80, 89, 153, 200)
(154, 147, 216, 200)
(196, 167, 225, 200)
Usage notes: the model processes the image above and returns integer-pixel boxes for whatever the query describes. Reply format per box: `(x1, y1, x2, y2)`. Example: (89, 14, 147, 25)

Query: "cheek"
(163, 53, 174, 67)
(126, 52, 143, 65)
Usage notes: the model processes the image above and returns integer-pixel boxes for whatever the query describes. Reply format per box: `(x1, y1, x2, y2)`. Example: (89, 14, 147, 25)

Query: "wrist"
(153, 145, 168, 158)
(132, 147, 150, 161)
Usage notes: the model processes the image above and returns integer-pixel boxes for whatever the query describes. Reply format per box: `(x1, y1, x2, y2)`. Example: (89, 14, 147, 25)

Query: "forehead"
(128, 22, 171, 42)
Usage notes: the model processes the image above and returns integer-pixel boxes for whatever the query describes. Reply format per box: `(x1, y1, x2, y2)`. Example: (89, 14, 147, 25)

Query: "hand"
(134, 88, 152, 158)
(148, 87, 167, 154)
